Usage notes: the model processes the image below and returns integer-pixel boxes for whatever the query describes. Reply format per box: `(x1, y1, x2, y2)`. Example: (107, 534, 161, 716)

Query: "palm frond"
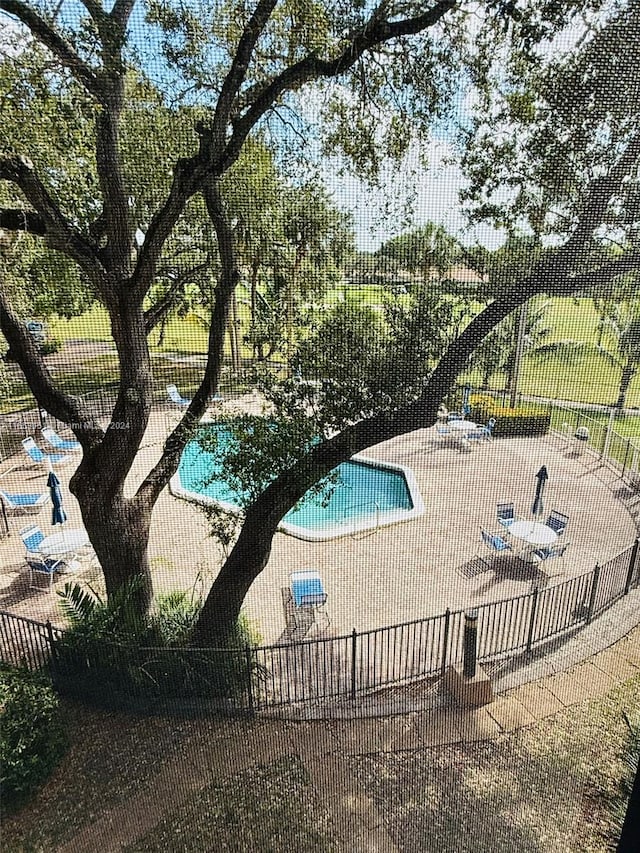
(57, 582, 99, 626)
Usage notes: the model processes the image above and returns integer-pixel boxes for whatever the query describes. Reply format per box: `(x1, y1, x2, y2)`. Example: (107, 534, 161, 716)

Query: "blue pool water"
(173, 426, 422, 540)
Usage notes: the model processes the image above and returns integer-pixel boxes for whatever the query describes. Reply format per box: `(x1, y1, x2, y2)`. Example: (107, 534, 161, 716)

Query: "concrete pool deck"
(0, 411, 638, 659)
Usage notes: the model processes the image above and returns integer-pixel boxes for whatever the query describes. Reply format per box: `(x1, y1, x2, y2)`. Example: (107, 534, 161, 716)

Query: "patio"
(0, 412, 636, 647)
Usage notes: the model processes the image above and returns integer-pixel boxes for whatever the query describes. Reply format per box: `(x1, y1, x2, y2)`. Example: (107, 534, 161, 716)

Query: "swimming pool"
(170, 426, 424, 541)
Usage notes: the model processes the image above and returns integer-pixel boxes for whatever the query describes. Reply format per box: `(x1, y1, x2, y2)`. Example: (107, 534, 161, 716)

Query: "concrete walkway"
(59, 622, 640, 853)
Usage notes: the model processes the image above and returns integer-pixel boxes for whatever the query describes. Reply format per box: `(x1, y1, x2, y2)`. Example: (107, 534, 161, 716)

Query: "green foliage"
(0, 665, 68, 815)
(53, 580, 262, 710)
(57, 576, 158, 648)
(151, 587, 203, 647)
(470, 394, 551, 436)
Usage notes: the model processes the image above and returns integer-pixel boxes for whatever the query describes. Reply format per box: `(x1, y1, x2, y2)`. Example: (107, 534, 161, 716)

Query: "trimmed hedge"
(470, 394, 551, 437)
(0, 666, 68, 814)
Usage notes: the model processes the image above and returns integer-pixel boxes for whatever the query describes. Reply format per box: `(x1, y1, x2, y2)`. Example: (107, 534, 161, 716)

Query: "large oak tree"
(1, 0, 638, 645)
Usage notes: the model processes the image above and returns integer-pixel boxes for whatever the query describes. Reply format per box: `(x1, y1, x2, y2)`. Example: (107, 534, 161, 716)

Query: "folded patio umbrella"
(532, 465, 548, 519)
(47, 469, 67, 526)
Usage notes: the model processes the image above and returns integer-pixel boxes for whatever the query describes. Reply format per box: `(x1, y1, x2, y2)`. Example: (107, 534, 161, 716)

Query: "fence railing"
(2, 540, 638, 713)
(541, 401, 640, 481)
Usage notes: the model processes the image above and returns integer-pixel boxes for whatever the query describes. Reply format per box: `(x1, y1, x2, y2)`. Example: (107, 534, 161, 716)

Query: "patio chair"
(26, 553, 66, 590)
(0, 489, 50, 517)
(21, 437, 71, 467)
(546, 510, 569, 536)
(20, 523, 46, 558)
(479, 528, 513, 565)
(530, 540, 570, 570)
(41, 427, 81, 453)
(436, 424, 452, 440)
(290, 570, 330, 631)
(496, 501, 516, 528)
(166, 384, 191, 407)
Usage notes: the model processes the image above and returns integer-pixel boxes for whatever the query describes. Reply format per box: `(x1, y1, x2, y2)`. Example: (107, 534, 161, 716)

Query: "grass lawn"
(352, 675, 640, 853)
(2, 675, 637, 851)
(0, 704, 336, 853)
(6, 294, 640, 413)
(124, 756, 335, 853)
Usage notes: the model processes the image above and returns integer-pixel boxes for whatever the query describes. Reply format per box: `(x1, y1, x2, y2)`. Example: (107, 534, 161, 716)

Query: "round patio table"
(448, 420, 477, 432)
(508, 520, 557, 547)
(39, 528, 90, 557)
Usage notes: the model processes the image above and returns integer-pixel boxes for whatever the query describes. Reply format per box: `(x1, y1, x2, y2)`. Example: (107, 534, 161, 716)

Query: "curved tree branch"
(0, 206, 46, 234)
(143, 261, 210, 333)
(137, 178, 239, 504)
(221, 0, 457, 170)
(211, 0, 278, 147)
(0, 0, 101, 97)
(0, 286, 104, 446)
(0, 154, 105, 281)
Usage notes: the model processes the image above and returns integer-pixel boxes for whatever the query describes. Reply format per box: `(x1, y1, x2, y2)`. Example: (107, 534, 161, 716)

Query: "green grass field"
(8, 294, 640, 418)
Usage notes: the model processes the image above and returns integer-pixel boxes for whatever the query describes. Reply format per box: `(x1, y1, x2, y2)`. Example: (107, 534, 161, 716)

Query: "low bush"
(470, 394, 551, 437)
(51, 579, 265, 713)
(0, 665, 68, 814)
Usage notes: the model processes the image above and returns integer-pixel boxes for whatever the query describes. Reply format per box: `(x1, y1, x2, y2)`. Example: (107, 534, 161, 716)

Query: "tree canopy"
(1, 0, 639, 646)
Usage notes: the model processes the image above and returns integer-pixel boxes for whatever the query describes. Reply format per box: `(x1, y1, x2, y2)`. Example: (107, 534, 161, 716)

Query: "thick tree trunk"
(190, 513, 277, 647)
(71, 452, 153, 613)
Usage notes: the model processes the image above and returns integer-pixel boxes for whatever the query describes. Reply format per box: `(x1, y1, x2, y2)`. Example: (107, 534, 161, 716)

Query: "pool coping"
(169, 452, 425, 542)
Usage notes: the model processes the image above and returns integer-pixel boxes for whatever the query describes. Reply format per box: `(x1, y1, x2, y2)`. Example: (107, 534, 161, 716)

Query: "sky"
(321, 137, 507, 253)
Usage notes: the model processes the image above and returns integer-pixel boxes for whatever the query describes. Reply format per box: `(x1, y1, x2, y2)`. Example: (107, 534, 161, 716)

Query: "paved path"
(59, 622, 640, 853)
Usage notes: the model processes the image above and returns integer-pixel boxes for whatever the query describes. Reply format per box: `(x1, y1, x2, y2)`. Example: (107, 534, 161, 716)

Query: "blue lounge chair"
(290, 570, 330, 631)
(42, 427, 81, 453)
(166, 384, 191, 407)
(21, 437, 71, 467)
(0, 489, 50, 517)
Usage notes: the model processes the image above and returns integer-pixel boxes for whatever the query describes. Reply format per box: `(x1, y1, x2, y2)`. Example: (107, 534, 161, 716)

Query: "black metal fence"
(2, 541, 639, 714)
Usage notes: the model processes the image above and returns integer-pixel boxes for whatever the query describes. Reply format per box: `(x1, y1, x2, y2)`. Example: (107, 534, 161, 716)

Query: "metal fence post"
(622, 439, 631, 479)
(586, 564, 601, 624)
(462, 610, 478, 677)
(244, 646, 255, 715)
(625, 539, 640, 595)
(441, 609, 451, 677)
(350, 629, 357, 701)
(526, 586, 540, 652)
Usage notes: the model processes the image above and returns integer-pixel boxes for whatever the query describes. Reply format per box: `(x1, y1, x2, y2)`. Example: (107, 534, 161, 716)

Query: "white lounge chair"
(42, 427, 82, 453)
(166, 384, 191, 407)
(21, 437, 71, 467)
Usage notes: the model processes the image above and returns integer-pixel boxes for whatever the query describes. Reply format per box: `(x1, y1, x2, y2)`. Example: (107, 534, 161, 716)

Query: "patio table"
(448, 420, 477, 432)
(39, 528, 90, 558)
(447, 420, 477, 452)
(508, 520, 558, 547)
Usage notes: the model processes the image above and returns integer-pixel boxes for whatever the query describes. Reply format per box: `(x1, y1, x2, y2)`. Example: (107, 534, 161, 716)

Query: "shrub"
(470, 394, 551, 437)
(0, 665, 68, 814)
(52, 580, 265, 713)
(39, 337, 62, 356)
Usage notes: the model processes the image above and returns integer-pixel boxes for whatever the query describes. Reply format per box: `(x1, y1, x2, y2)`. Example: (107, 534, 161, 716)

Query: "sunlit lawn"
(11, 294, 640, 415)
(353, 675, 640, 853)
